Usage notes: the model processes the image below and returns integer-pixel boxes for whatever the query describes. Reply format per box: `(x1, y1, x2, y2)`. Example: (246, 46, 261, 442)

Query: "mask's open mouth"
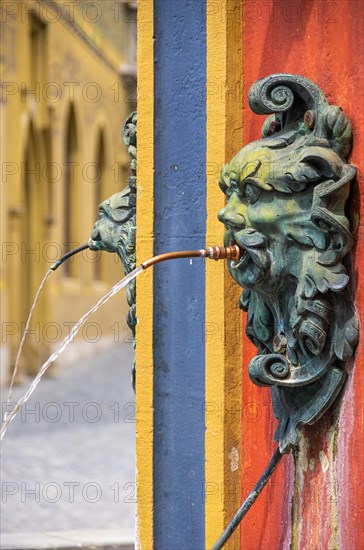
(88, 238, 99, 249)
(229, 236, 247, 269)
(230, 254, 246, 270)
(227, 229, 270, 274)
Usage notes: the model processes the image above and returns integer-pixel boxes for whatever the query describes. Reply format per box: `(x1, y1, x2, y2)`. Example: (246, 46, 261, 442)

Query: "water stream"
(5, 270, 53, 407)
(2, 244, 241, 440)
(1, 266, 143, 440)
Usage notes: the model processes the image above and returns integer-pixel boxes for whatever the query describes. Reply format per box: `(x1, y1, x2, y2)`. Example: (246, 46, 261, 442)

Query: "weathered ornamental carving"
(218, 74, 358, 452)
(89, 112, 137, 389)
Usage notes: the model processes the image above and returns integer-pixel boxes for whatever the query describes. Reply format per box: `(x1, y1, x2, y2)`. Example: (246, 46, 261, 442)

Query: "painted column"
(136, 2, 154, 549)
(137, 2, 364, 549)
(240, 2, 364, 549)
(136, 2, 244, 548)
(205, 2, 243, 549)
(153, 1, 206, 548)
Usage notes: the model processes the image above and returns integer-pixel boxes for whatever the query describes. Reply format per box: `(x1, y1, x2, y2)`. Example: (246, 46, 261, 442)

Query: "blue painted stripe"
(153, 0, 206, 548)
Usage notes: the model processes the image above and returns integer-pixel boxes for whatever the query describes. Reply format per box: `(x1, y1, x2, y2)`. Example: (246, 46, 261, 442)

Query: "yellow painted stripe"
(136, 2, 154, 549)
(206, 1, 243, 548)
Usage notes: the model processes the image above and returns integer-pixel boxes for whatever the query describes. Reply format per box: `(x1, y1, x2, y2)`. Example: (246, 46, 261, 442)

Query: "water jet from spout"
(1, 244, 242, 439)
(5, 269, 53, 411)
(4, 243, 91, 418)
(1, 266, 144, 440)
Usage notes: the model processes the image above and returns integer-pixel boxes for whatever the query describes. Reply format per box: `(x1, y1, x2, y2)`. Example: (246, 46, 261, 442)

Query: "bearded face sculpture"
(218, 75, 359, 452)
(89, 112, 137, 389)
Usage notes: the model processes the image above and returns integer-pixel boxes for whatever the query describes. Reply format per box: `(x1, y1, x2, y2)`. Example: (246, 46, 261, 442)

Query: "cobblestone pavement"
(1, 344, 136, 547)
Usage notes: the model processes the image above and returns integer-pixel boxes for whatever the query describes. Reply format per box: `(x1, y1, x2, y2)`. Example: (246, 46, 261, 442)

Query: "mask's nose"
(218, 195, 246, 229)
(89, 223, 104, 251)
(91, 224, 101, 242)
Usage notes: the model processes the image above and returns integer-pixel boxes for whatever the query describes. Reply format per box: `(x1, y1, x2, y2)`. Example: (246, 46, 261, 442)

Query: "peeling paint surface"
(228, 447, 239, 472)
(319, 451, 329, 474)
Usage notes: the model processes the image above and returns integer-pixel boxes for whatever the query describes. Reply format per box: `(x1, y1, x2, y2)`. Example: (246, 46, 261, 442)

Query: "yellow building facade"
(1, 0, 136, 381)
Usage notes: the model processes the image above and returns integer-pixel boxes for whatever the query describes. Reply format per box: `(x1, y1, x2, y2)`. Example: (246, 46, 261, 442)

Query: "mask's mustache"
(88, 238, 111, 252)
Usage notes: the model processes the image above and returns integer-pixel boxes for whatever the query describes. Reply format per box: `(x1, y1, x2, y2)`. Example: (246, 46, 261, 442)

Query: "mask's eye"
(244, 182, 261, 205)
(218, 178, 227, 195)
(222, 179, 237, 198)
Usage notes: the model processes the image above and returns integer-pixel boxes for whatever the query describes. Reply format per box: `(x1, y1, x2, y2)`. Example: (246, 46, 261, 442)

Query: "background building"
(1, 0, 137, 381)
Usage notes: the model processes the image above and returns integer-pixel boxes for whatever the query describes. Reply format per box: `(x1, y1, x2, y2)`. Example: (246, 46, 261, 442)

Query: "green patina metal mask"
(89, 112, 137, 389)
(218, 74, 359, 452)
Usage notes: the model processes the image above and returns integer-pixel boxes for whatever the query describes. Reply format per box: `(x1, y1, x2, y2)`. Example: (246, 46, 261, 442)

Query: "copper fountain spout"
(50, 243, 242, 272)
(140, 245, 241, 269)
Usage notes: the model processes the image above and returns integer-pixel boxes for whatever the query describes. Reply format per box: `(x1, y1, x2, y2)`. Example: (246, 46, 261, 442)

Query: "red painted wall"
(241, 1, 364, 548)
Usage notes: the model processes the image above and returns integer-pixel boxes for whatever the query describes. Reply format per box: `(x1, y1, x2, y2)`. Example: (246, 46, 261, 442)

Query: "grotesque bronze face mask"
(218, 74, 359, 452)
(89, 112, 137, 389)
